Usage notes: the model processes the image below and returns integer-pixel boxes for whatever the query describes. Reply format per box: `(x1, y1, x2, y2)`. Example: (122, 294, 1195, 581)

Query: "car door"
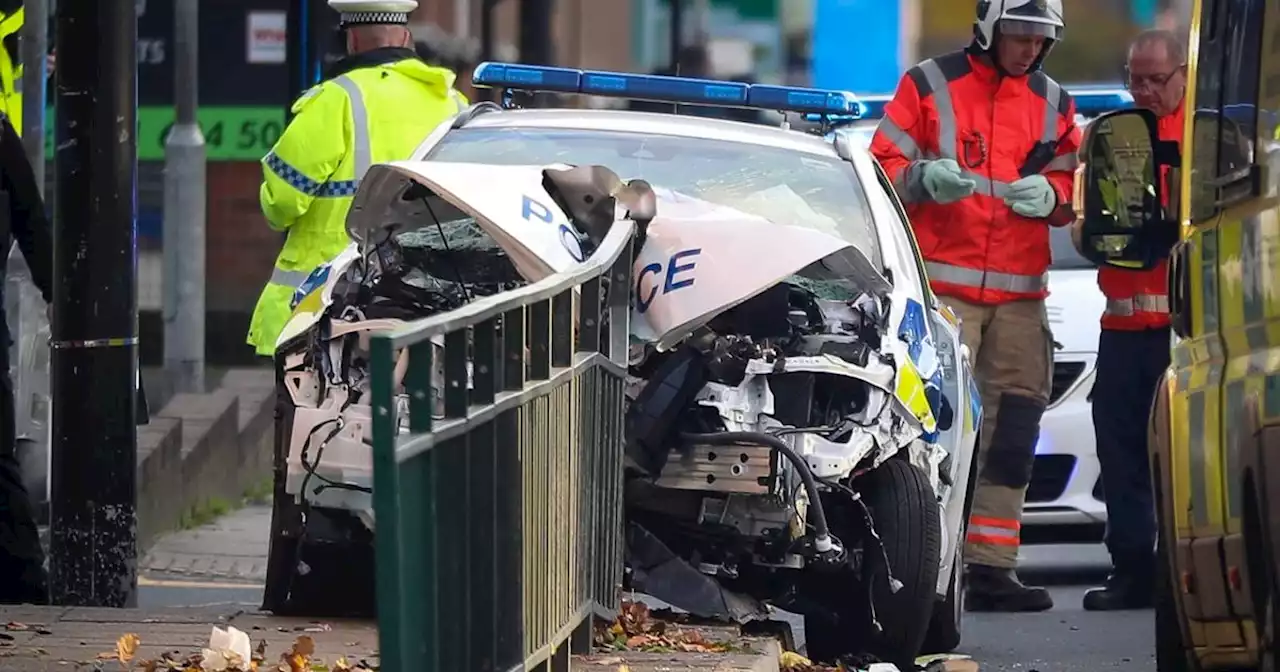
(1209, 0, 1274, 627)
(1165, 0, 1234, 645)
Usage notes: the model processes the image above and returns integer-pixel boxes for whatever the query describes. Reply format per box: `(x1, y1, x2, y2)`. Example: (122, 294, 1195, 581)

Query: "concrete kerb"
(135, 367, 275, 553)
(575, 622, 784, 672)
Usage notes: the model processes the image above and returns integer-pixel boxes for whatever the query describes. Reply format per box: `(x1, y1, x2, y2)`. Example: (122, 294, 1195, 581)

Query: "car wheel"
(923, 442, 978, 653)
(808, 455, 942, 665)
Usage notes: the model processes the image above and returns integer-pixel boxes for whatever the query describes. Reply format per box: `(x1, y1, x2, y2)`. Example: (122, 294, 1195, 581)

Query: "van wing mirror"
(1074, 109, 1180, 271)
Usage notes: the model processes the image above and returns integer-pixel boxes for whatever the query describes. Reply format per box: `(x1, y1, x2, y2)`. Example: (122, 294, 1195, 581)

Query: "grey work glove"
(920, 159, 977, 204)
(1003, 174, 1058, 218)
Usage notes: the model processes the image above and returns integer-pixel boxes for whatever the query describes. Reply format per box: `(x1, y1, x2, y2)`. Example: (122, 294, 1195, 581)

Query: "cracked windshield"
(21, 1, 1280, 672)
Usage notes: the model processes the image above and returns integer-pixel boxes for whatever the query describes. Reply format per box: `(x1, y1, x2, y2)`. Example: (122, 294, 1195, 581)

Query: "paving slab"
(0, 606, 377, 671)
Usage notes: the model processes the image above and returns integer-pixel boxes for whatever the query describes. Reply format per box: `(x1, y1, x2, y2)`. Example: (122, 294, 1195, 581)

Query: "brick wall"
(207, 163, 279, 313)
(140, 162, 278, 367)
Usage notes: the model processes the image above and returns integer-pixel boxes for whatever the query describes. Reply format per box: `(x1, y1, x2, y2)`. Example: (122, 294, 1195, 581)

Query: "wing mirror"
(1073, 109, 1181, 271)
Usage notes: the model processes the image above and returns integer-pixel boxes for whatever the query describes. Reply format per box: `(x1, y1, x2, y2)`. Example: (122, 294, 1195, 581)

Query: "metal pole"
(21, 0, 47, 190)
(518, 0, 553, 65)
(162, 0, 205, 393)
(669, 0, 683, 71)
(49, 0, 140, 608)
(286, 0, 311, 121)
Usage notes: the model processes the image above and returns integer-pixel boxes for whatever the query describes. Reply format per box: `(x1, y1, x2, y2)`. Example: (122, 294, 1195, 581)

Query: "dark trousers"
(0, 333, 47, 603)
(1092, 326, 1170, 571)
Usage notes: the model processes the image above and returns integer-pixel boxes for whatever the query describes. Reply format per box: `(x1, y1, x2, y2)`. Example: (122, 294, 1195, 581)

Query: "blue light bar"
(471, 61, 864, 118)
(1071, 87, 1134, 116)
(856, 95, 891, 120)
(850, 86, 1133, 120)
(473, 62, 583, 90)
(580, 70, 748, 106)
(746, 84, 863, 115)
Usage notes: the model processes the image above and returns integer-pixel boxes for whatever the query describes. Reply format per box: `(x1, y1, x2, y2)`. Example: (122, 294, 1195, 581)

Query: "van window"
(1260, 0, 1280, 195)
(1217, 0, 1263, 177)
(1190, 0, 1227, 222)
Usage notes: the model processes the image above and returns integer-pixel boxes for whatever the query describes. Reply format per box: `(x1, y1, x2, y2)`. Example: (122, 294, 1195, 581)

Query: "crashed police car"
(261, 63, 983, 666)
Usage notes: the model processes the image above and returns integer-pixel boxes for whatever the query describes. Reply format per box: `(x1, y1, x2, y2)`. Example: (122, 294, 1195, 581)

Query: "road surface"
(132, 507, 1153, 671)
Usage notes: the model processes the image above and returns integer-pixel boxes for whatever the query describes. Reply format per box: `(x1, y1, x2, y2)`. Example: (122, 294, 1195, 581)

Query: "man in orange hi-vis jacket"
(871, 0, 1081, 613)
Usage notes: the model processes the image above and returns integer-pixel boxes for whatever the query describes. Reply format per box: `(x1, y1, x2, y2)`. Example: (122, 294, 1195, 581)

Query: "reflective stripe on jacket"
(871, 49, 1082, 305)
(0, 8, 22, 134)
(1097, 102, 1184, 331)
(247, 48, 468, 356)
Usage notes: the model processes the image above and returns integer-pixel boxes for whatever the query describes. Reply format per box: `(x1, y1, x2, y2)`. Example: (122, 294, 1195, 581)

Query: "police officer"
(0, 0, 56, 135)
(0, 110, 53, 604)
(247, 0, 467, 356)
(871, 0, 1081, 612)
(1077, 28, 1186, 612)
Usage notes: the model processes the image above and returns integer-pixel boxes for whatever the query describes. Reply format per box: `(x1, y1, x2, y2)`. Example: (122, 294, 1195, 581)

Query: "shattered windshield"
(427, 126, 883, 269)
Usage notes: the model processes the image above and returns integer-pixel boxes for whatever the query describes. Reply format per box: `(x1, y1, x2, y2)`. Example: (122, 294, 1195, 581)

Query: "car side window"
(1217, 0, 1264, 187)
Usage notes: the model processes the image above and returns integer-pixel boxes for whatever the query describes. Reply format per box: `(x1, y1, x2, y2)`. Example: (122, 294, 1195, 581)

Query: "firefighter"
(1078, 28, 1186, 612)
(0, 110, 53, 604)
(246, 0, 467, 357)
(871, 0, 1080, 612)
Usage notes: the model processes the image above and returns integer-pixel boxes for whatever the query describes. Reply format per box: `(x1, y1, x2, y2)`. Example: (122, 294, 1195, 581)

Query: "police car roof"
(456, 108, 845, 158)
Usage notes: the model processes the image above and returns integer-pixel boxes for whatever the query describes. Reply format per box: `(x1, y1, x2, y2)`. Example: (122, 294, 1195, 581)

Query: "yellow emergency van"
(1073, 0, 1280, 669)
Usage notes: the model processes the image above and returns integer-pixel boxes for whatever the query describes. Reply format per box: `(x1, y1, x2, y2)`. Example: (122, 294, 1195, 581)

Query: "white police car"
(267, 63, 989, 664)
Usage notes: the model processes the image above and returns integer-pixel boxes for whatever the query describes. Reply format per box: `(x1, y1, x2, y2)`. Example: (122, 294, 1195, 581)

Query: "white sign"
(246, 11, 288, 65)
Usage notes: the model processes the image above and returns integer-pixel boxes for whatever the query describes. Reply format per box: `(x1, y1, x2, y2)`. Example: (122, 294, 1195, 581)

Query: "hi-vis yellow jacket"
(247, 48, 466, 356)
(0, 7, 24, 134)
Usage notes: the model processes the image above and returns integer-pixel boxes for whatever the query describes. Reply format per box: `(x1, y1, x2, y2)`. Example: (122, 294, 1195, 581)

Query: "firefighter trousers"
(1092, 326, 1169, 569)
(947, 297, 1052, 569)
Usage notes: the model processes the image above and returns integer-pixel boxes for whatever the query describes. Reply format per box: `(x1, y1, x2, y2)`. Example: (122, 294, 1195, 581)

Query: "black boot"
(963, 564, 1054, 612)
(1083, 557, 1155, 611)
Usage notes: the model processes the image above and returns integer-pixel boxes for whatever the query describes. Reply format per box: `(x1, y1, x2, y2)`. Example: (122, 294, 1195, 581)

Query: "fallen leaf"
(780, 651, 814, 670)
(292, 635, 316, 657)
(117, 633, 141, 662)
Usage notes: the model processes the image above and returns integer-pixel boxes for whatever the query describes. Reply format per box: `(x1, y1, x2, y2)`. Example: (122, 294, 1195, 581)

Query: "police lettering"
(635, 249, 701, 314)
(522, 194, 552, 223)
(521, 194, 585, 261)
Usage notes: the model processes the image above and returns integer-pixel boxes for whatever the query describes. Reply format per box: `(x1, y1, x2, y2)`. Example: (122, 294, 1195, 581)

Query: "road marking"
(138, 576, 265, 590)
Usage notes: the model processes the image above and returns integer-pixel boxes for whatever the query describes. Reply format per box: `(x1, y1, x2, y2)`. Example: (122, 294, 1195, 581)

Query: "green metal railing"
(370, 220, 635, 672)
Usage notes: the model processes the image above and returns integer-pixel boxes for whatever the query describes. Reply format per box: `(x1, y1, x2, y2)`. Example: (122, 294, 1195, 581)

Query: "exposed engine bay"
(265, 162, 977, 666)
(621, 270, 955, 619)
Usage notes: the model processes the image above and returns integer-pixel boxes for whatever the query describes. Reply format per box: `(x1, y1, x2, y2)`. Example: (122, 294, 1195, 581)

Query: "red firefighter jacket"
(1097, 101, 1184, 331)
(871, 49, 1082, 305)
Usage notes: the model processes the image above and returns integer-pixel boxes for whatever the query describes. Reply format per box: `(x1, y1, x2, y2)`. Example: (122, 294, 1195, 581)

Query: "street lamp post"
(162, 0, 207, 394)
(48, 0, 140, 608)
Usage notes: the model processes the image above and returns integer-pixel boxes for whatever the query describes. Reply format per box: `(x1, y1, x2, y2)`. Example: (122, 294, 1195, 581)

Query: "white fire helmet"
(973, 0, 1065, 52)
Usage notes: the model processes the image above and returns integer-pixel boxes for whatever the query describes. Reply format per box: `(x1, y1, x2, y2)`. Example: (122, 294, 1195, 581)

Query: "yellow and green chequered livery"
(246, 54, 468, 356)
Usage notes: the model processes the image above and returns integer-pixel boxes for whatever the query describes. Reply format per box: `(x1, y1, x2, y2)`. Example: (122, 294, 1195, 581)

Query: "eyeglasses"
(1124, 66, 1184, 90)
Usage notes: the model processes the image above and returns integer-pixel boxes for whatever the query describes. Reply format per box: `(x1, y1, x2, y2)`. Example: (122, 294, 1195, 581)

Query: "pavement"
(123, 505, 1155, 671)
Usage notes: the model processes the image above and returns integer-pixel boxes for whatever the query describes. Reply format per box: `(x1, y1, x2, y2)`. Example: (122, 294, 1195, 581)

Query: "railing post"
(371, 335, 407, 670)
(370, 219, 635, 671)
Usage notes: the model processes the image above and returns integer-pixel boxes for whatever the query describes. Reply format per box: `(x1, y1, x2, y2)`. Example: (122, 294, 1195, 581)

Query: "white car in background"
(846, 88, 1132, 538)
